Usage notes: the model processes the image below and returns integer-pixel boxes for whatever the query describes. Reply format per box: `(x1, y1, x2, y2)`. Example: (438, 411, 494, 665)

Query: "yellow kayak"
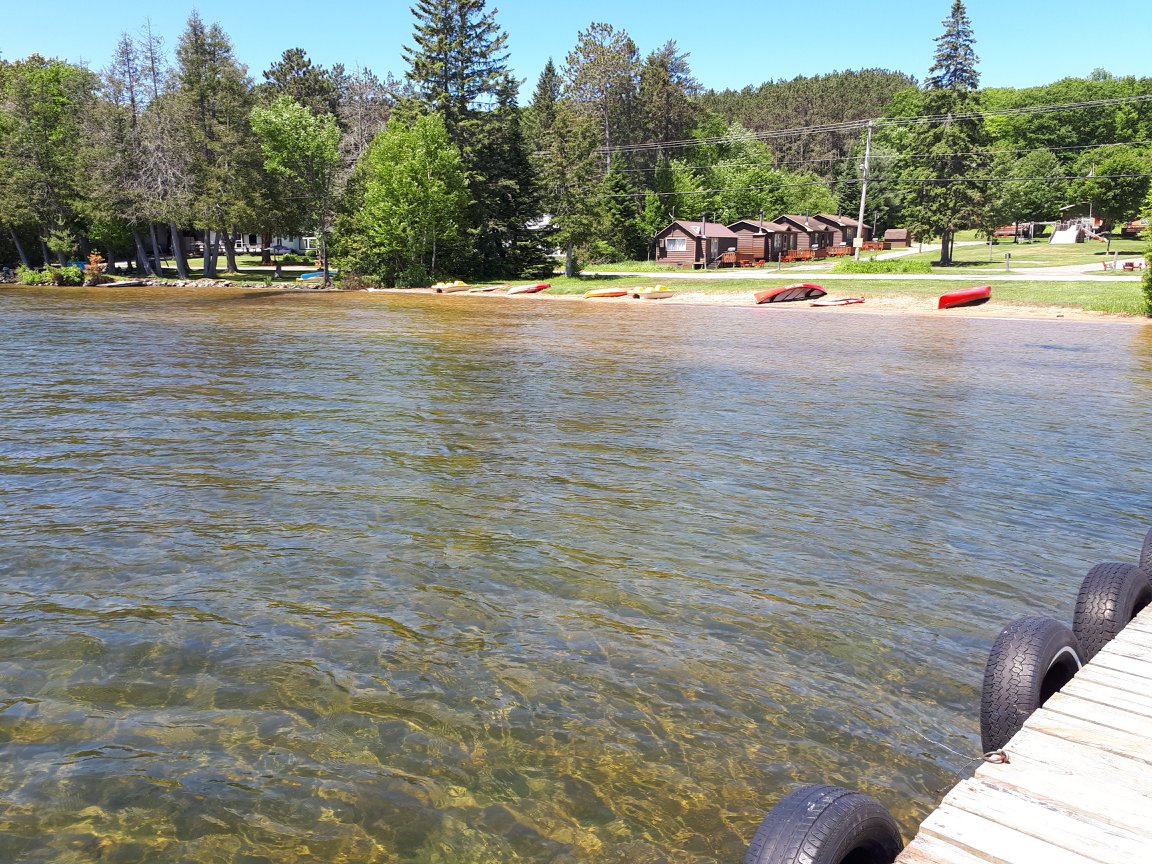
(584, 288, 629, 298)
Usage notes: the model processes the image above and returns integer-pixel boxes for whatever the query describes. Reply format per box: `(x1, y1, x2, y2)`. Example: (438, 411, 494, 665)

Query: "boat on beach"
(434, 281, 471, 293)
(584, 288, 629, 299)
(938, 285, 991, 309)
(754, 283, 827, 304)
(631, 285, 673, 300)
(507, 283, 551, 295)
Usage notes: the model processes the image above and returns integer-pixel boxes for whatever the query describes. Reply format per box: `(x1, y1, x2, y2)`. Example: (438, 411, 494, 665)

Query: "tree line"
(2, 0, 1151, 284)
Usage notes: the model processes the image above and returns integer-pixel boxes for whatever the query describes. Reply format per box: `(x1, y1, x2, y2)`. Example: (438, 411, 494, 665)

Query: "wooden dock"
(898, 606, 1152, 864)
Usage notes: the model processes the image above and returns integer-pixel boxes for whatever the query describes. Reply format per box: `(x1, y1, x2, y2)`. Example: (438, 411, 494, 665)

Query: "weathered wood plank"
(1086, 650, 1152, 682)
(990, 725, 1152, 798)
(1026, 706, 1152, 764)
(1062, 675, 1152, 718)
(897, 832, 993, 864)
(1074, 662, 1152, 699)
(1115, 626, 1152, 649)
(1098, 638, 1152, 663)
(943, 779, 1152, 862)
(919, 799, 1106, 864)
(1042, 690, 1152, 736)
(975, 743, 1152, 839)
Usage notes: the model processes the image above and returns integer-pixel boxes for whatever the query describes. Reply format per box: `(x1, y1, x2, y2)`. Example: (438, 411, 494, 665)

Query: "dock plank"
(897, 606, 1152, 863)
(1061, 675, 1152, 718)
(1074, 662, 1152, 699)
(1042, 690, 1152, 737)
(942, 779, 1152, 862)
(919, 800, 1105, 864)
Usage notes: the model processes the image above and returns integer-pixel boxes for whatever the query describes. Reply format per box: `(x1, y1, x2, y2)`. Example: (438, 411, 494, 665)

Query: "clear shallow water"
(1, 286, 1149, 863)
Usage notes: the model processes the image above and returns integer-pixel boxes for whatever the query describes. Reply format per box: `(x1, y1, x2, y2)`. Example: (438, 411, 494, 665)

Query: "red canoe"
(754, 283, 827, 304)
(938, 285, 991, 309)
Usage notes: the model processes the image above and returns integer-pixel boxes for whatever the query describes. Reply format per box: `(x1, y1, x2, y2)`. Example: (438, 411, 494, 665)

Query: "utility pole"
(853, 119, 874, 261)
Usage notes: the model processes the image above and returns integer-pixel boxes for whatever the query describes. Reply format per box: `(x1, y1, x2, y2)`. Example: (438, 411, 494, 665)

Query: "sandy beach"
(373, 284, 1148, 324)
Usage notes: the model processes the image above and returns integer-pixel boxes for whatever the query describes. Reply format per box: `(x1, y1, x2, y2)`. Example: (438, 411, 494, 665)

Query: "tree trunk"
(564, 243, 576, 278)
(203, 231, 219, 278)
(938, 229, 953, 266)
(9, 228, 30, 267)
(261, 229, 272, 265)
(39, 237, 51, 266)
(222, 228, 239, 273)
(148, 224, 163, 275)
(132, 227, 156, 276)
(169, 223, 190, 279)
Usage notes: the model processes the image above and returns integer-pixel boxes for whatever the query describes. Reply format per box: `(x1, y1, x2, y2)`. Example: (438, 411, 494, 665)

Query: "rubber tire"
(980, 616, 1083, 753)
(1140, 528, 1152, 576)
(1072, 562, 1152, 661)
(744, 785, 903, 864)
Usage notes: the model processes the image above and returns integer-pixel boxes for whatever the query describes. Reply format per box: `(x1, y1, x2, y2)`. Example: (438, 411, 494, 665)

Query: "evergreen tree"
(174, 12, 258, 276)
(529, 83, 601, 277)
(900, 0, 989, 265)
(403, 0, 549, 278)
(637, 41, 699, 163)
(562, 23, 641, 169)
(592, 159, 645, 261)
(260, 48, 343, 119)
(523, 58, 560, 148)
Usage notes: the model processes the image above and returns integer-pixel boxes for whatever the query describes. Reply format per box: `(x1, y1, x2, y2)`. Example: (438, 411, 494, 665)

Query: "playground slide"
(1048, 227, 1081, 244)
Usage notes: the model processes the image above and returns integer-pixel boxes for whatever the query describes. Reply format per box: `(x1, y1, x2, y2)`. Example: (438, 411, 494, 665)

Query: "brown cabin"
(654, 220, 739, 268)
(727, 219, 798, 263)
(772, 215, 836, 259)
(813, 214, 872, 246)
(884, 228, 912, 248)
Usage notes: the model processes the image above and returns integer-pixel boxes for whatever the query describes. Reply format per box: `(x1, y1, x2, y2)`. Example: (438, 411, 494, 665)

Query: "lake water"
(1, 286, 1149, 863)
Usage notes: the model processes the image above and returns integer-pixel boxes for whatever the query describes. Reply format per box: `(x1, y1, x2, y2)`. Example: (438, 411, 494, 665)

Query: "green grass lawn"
(537, 275, 1148, 316)
(893, 235, 1146, 270)
(586, 259, 819, 273)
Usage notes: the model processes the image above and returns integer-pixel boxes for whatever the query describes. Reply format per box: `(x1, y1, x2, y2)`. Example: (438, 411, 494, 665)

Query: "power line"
(588, 173, 1152, 199)
(609, 140, 1149, 176)
(594, 94, 1152, 156)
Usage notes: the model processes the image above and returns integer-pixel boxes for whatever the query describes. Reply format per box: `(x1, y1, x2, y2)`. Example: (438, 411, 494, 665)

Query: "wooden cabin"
(814, 214, 872, 248)
(726, 219, 798, 263)
(883, 228, 912, 248)
(653, 220, 739, 268)
(772, 215, 836, 260)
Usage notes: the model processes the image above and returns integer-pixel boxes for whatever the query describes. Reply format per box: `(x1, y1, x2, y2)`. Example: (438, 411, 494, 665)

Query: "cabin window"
(665, 237, 687, 252)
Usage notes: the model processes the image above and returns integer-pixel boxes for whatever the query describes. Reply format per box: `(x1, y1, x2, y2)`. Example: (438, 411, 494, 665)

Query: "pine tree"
(562, 23, 640, 169)
(403, 0, 549, 278)
(637, 42, 699, 164)
(900, 0, 989, 265)
(174, 12, 258, 276)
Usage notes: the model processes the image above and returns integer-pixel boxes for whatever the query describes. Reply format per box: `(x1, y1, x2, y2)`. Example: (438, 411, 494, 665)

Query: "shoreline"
(6, 280, 1147, 324)
(375, 285, 1148, 324)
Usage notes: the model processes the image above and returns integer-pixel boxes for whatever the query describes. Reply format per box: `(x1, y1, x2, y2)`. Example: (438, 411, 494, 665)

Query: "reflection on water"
(1, 287, 1149, 863)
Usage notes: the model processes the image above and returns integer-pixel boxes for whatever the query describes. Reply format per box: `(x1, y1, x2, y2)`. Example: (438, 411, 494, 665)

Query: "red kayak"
(754, 283, 827, 304)
(938, 285, 991, 309)
(507, 282, 551, 295)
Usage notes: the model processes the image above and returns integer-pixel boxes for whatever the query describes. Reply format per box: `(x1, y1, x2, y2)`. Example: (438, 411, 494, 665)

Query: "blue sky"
(5, 0, 1150, 96)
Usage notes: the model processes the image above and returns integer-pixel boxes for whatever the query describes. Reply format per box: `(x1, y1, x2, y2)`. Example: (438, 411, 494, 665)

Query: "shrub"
(16, 265, 51, 285)
(279, 252, 312, 265)
(832, 257, 933, 274)
(51, 265, 84, 285)
(83, 252, 109, 285)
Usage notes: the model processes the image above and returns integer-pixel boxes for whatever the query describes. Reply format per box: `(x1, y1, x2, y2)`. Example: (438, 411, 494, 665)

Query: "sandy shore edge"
(369, 286, 1147, 324)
